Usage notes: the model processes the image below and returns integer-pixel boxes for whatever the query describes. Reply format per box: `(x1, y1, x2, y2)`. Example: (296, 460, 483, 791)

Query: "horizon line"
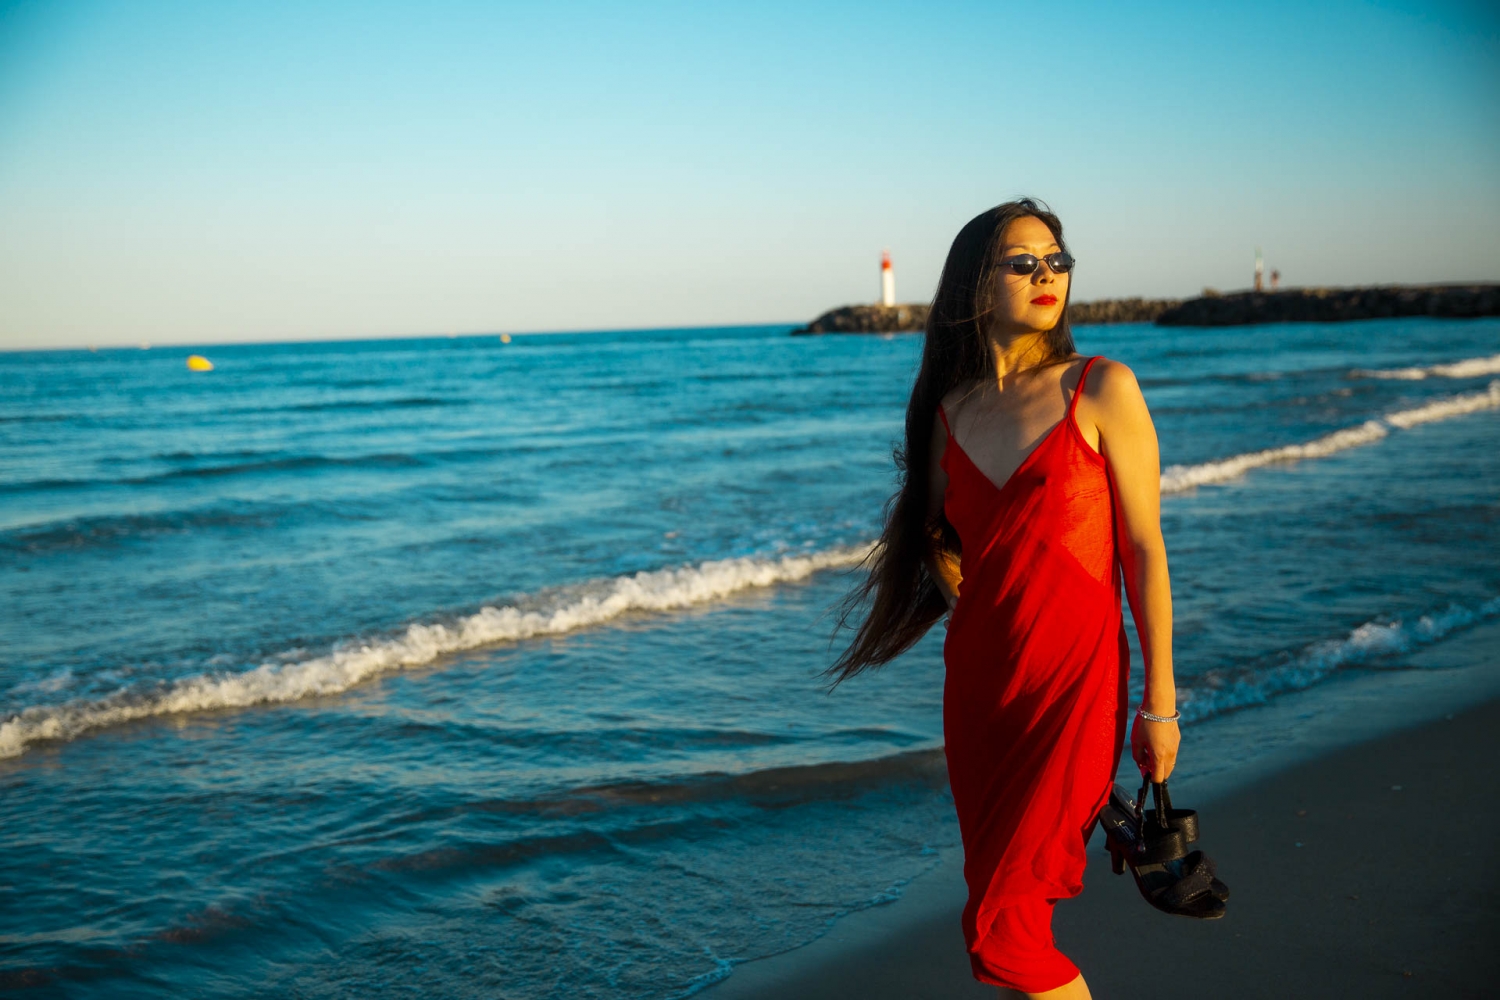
(7, 279, 1499, 354)
(0, 320, 807, 356)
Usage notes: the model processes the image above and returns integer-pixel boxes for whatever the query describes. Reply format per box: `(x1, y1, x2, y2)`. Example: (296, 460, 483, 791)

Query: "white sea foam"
(1160, 421, 1389, 493)
(0, 545, 872, 759)
(1352, 353, 1500, 380)
(1179, 597, 1500, 722)
(1383, 380, 1500, 428)
(1160, 380, 1500, 492)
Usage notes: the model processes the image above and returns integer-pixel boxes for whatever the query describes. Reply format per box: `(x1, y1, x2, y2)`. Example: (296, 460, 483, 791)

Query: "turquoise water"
(2, 319, 1498, 996)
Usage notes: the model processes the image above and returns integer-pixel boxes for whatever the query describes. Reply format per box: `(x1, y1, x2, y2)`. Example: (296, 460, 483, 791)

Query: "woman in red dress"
(832, 200, 1180, 999)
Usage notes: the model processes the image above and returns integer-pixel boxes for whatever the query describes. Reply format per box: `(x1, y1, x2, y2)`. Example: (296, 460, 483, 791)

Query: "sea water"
(2, 319, 1498, 997)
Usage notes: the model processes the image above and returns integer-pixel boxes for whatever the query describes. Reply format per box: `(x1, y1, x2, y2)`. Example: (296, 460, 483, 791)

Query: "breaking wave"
(1352, 353, 1500, 380)
(1383, 381, 1500, 428)
(0, 545, 871, 759)
(1161, 380, 1500, 492)
(1179, 597, 1500, 721)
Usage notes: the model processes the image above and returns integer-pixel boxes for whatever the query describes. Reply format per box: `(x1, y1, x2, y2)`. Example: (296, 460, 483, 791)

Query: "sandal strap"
(1157, 851, 1216, 909)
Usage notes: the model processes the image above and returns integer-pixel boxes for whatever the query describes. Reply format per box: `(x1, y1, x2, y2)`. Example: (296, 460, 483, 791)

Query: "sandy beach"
(711, 624, 1500, 999)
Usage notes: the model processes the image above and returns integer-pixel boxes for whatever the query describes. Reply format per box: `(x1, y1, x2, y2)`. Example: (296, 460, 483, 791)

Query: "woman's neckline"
(940, 357, 1104, 496)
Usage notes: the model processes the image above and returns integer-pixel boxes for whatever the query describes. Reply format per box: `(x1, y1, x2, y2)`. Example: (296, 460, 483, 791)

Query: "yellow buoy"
(499, 333, 512, 344)
(186, 355, 214, 372)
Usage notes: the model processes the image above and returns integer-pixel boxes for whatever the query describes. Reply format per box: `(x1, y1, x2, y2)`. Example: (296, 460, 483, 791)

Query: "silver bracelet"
(1136, 707, 1181, 724)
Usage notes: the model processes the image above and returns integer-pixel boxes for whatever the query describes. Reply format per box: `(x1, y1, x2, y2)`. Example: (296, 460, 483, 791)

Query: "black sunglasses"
(998, 251, 1076, 275)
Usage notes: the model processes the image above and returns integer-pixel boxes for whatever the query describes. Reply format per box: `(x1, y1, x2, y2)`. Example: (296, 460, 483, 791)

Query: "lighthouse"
(880, 250, 896, 307)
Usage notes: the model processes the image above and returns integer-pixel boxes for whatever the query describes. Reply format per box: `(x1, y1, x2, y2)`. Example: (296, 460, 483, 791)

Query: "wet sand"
(711, 638, 1500, 999)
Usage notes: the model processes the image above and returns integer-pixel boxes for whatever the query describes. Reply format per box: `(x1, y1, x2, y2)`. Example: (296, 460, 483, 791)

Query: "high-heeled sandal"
(1099, 777, 1229, 918)
(1141, 779, 1229, 903)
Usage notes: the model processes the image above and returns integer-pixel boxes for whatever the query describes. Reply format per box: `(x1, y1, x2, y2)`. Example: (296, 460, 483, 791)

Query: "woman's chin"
(1012, 309, 1064, 335)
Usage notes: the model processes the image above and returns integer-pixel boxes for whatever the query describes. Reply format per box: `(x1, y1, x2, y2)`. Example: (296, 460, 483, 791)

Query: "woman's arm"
(1085, 360, 1180, 782)
(925, 411, 962, 610)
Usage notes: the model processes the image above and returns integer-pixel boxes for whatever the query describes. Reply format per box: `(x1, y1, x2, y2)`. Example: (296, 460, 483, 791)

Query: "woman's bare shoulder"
(1082, 357, 1141, 396)
(1079, 357, 1151, 422)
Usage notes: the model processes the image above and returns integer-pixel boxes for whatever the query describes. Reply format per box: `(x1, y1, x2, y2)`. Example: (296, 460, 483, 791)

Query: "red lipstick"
(1030, 294, 1058, 306)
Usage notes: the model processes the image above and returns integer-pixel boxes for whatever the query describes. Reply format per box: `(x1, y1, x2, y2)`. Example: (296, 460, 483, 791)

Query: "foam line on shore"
(1161, 380, 1500, 492)
(1352, 353, 1500, 380)
(1179, 596, 1500, 721)
(0, 545, 872, 759)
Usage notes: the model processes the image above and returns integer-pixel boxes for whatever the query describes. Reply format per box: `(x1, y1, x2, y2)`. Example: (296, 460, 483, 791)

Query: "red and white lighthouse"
(880, 250, 896, 307)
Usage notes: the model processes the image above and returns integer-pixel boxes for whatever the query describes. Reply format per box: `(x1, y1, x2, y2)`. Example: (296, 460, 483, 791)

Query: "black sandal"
(1140, 779, 1229, 903)
(1099, 777, 1229, 919)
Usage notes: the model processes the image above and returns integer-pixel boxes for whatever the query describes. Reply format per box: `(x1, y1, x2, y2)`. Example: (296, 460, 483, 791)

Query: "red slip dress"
(937, 355, 1130, 993)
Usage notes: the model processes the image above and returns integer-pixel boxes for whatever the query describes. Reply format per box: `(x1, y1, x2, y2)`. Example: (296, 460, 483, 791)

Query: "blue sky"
(1, 0, 1497, 348)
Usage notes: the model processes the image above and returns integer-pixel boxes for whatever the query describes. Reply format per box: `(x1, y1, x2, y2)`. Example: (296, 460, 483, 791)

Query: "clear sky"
(1, 0, 1497, 348)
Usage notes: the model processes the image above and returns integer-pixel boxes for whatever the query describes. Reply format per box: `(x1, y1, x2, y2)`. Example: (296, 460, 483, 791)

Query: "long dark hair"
(828, 198, 1076, 682)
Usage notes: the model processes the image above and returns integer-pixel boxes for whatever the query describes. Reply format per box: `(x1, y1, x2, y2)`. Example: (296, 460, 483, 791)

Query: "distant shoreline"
(1156, 283, 1500, 326)
(8, 283, 1498, 353)
(791, 283, 1500, 334)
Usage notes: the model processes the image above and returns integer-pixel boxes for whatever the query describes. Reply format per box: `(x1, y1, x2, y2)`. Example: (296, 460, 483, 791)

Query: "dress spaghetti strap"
(943, 355, 1097, 445)
(1068, 356, 1101, 420)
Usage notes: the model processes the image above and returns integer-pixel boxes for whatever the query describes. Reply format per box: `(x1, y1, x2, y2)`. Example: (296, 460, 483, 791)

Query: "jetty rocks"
(791, 304, 929, 335)
(1156, 284, 1500, 326)
(790, 298, 1180, 335)
(1069, 298, 1182, 325)
(792, 284, 1500, 334)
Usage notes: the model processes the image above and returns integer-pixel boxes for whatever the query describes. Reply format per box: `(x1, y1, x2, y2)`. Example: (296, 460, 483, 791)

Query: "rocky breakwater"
(1156, 284, 1500, 326)
(1068, 298, 1181, 325)
(790, 297, 1181, 335)
(790, 304, 929, 335)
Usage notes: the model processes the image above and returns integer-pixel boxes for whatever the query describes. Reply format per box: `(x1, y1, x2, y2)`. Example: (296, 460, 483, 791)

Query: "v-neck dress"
(936, 355, 1130, 992)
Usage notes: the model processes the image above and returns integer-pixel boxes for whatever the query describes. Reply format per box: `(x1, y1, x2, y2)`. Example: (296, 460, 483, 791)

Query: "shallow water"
(2, 319, 1498, 996)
